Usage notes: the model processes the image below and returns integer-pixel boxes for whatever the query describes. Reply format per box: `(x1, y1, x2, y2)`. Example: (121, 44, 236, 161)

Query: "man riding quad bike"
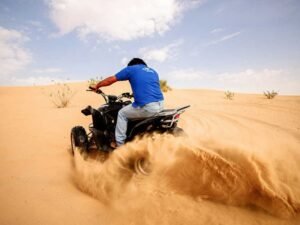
(71, 88, 189, 153)
(70, 58, 190, 154)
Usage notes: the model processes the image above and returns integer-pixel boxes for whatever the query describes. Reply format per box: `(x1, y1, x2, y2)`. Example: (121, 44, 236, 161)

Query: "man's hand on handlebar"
(88, 85, 103, 94)
(89, 84, 97, 91)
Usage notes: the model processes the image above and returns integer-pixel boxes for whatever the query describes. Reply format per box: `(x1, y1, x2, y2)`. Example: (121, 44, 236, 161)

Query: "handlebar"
(87, 87, 103, 94)
(86, 87, 133, 103)
(121, 92, 134, 99)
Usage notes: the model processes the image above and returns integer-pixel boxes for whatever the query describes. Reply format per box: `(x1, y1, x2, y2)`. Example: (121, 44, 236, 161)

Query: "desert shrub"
(48, 83, 75, 108)
(160, 80, 172, 92)
(224, 91, 235, 100)
(264, 90, 278, 99)
(88, 76, 102, 86)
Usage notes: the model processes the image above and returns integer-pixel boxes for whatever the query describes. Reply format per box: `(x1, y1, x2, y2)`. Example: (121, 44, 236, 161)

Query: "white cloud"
(121, 57, 129, 66)
(220, 32, 241, 41)
(214, 6, 225, 15)
(0, 26, 32, 78)
(33, 67, 63, 74)
(48, 0, 203, 41)
(28, 20, 42, 27)
(108, 44, 121, 53)
(10, 76, 64, 85)
(163, 68, 300, 94)
(139, 40, 183, 63)
(207, 31, 241, 46)
(3, 6, 10, 12)
(210, 28, 224, 34)
(164, 68, 207, 81)
(27, 20, 44, 33)
(215, 69, 300, 94)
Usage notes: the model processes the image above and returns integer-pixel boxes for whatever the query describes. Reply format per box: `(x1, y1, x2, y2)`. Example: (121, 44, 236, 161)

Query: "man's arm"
(91, 76, 117, 90)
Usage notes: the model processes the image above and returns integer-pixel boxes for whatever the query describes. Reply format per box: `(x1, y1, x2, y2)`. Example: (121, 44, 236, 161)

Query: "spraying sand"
(0, 82, 299, 225)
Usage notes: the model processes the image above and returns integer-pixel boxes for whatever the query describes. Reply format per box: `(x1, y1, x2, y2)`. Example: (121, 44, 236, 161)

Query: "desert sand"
(0, 82, 300, 225)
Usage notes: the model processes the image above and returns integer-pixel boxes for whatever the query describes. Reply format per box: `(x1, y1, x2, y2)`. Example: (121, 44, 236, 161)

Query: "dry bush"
(160, 80, 172, 92)
(88, 76, 102, 86)
(264, 90, 278, 99)
(48, 83, 75, 108)
(224, 91, 235, 100)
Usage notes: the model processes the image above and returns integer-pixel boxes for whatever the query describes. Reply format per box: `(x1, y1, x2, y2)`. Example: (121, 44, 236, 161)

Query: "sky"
(0, 0, 300, 94)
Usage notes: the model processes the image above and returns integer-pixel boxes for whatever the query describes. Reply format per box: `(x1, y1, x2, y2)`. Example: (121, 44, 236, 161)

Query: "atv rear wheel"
(70, 126, 88, 155)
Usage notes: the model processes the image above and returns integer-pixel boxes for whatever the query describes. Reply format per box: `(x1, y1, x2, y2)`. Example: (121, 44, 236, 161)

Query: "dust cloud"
(71, 118, 300, 225)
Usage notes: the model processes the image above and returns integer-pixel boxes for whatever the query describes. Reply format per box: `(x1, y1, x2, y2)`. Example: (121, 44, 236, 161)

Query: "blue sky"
(0, 0, 299, 94)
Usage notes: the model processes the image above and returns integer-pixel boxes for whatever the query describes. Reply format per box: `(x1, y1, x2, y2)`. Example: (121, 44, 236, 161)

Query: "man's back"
(116, 64, 164, 107)
(89, 58, 164, 146)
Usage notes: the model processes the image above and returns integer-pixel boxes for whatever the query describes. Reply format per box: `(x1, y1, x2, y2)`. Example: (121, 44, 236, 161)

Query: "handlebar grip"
(88, 86, 103, 94)
(122, 92, 134, 98)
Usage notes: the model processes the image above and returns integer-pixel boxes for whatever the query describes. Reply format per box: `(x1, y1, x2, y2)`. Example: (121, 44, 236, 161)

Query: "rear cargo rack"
(160, 105, 190, 128)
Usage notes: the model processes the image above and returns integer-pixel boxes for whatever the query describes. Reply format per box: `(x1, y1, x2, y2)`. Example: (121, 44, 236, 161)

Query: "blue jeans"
(115, 101, 164, 146)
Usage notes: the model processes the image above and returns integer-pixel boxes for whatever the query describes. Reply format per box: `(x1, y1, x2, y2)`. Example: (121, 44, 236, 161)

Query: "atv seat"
(128, 110, 175, 121)
(127, 105, 190, 121)
(128, 117, 148, 122)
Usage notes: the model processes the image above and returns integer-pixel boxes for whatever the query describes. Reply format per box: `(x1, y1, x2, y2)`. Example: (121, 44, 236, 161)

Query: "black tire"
(70, 126, 88, 155)
(169, 127, 186, 137)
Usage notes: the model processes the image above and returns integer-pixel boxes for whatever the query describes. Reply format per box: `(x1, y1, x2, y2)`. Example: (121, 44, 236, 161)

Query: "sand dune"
(0, 82, 300, 225)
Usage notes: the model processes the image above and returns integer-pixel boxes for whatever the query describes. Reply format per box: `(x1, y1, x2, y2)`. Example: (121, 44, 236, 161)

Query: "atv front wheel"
(70, 126, 88, 155)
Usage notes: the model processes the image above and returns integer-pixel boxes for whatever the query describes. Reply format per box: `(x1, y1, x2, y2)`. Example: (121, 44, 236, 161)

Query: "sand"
(0, 82, 299, 225)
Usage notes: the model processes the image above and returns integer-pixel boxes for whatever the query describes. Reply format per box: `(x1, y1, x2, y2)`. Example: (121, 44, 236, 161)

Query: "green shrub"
(160, 80, 172, 92)
(264, 90, 278, 99)
(224, 91, 235, 100)
(88, 76, 102, 86)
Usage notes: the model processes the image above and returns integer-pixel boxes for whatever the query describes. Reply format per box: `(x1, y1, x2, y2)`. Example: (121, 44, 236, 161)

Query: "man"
(90, 58, 164, 147)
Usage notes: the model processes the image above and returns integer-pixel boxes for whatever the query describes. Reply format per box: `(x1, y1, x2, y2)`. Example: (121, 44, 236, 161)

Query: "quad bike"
(70, 88, 190, 174)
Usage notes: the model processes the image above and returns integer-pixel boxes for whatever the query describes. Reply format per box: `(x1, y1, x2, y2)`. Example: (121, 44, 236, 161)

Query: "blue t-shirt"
(115, 64, 164, 107)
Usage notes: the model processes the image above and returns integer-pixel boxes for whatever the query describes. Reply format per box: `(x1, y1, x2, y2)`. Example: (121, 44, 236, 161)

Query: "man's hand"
(89, 84, 97, 91)
(89, 76, 117, 92)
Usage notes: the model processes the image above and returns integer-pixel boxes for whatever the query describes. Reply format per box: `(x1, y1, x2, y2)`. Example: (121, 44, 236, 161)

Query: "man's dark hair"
(127, 58, 147, 67)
